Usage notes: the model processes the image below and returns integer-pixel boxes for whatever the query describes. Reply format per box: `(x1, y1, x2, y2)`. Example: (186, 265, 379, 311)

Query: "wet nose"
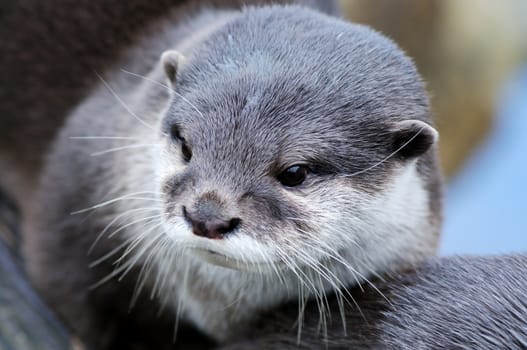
(182, 206, 241, 239)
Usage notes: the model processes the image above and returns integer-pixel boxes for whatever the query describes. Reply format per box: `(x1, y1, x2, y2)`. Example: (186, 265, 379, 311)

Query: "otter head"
(155, 6, 442, 291)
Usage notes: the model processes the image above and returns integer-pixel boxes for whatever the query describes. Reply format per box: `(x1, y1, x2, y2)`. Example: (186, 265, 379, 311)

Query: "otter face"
(154, 7, 442, 284)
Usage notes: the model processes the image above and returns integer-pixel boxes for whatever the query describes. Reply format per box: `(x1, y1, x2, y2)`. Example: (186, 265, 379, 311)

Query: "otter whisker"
(312, 236, 390, 305)
(341, 126, 426, 178)
(71, 191, 162, 215)
(306, 235, 370, 291)
(303, 234, 364, 292)
(322, 240, 389, 303)
(294, 228, 361, 295)
(150, 238, 176, 300)
(315, 273, 330, 341)
(173, 256, 191, 342)
(355, 259, 386, 283)
(294, 244, 353, 302)
(90, 143, 159, 156)
(275, 244, 330, 343)
(273, 246, 311, 343)
(309, 255, 364, 327)
(155, 233, 189, 315)
(116, 221, 166, 267)
(90, 218, 163, 268)
(89, 225, 166, 290)
(296, 279, 309, 345)
(256, 244, 288, 288)
(95, 71, 158, 132)
(121, 230, 166, 283)
(129, 239, 167, 309)
(285, 237, 363, 336)
(89, 240, 129, 268)
(158, 243, 180, 301)
(89, 206, 162, 254)
(275, 244, 317, 298)
(335, 289, 348, 336)
(121, 69, 205, 121)
(129, 233, 169, 308)
(107, 213, 163, 240)
(69, 136, 142, 140)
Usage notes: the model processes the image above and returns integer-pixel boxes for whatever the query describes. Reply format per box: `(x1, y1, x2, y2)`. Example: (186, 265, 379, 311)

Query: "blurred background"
(341, 0, 527, 254)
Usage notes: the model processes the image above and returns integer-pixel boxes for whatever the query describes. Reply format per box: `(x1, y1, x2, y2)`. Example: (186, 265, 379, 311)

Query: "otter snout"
(182, 205, 241, 239)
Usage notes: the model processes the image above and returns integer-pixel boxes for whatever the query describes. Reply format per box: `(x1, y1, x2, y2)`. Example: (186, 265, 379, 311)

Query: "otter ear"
(391, 120, 439, 159)
(161, 50, 185, 84)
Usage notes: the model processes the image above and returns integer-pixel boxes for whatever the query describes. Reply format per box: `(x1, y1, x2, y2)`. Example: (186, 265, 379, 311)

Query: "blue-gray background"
(440, 68, 527, 255)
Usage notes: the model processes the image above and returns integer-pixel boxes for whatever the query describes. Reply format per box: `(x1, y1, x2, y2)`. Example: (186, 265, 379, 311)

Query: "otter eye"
(277, 165, 309, 187)
(170, 124, 184, 141)
(170, 125, 192, 162)
(181, 143, 192, 162)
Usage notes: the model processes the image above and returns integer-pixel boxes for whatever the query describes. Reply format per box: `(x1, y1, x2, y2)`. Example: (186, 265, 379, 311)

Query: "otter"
(2, 1, 443, 349)
(225, 254, 527, 349)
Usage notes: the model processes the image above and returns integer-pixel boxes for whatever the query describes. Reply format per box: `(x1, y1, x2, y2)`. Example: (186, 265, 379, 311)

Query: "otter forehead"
(174, 5, 430, 121)
(160, 6, 432, 181)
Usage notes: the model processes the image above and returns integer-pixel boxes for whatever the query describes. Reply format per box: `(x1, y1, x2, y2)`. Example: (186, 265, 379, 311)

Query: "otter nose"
(182, 206, 241, 239)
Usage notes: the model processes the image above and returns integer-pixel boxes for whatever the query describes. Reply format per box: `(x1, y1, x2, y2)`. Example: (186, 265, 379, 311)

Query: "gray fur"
(4, 2, 445, 349)
(0, 0, 338, 203)
(223, 254, 527, 349)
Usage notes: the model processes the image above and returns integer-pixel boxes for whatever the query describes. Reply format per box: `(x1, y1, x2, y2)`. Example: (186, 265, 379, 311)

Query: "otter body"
(4, 1, 445, 349)
(227, 254, 527, 349)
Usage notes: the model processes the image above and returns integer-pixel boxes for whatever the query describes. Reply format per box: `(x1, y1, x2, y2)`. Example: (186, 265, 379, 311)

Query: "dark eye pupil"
(181, 143, 192, 162)
(277, 165, 308, 187)
(170, 125, 183, 141)
(170, 125, 192, 162)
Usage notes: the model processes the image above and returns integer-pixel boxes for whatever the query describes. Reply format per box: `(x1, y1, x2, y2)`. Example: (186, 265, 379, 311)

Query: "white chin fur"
(189, 247, 285, 272)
